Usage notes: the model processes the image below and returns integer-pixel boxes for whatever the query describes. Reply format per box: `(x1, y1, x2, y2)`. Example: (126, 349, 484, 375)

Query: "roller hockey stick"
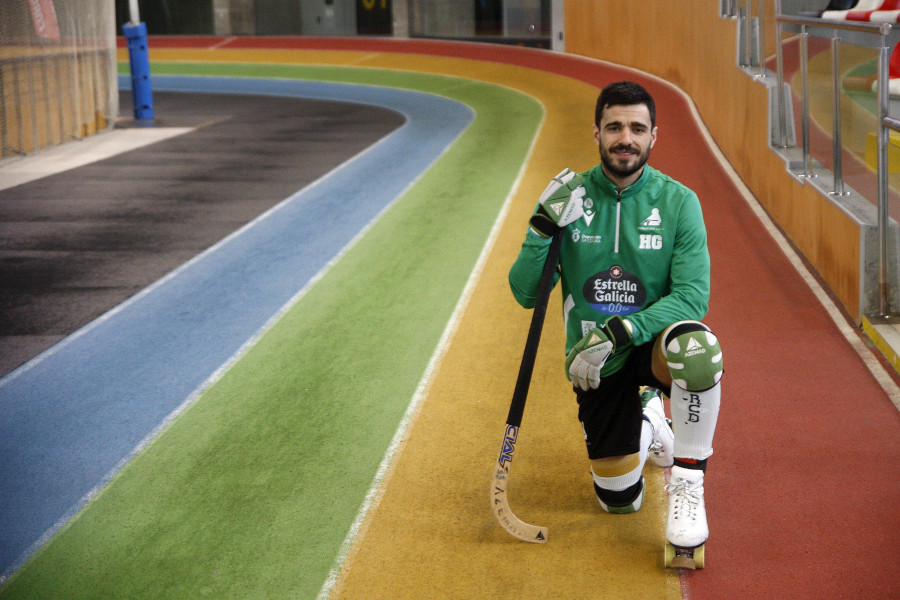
(490, 230, 562, 543)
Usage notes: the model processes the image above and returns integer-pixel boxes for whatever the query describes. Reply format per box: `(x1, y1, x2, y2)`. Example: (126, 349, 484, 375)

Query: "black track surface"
(0, 91, 405, 376)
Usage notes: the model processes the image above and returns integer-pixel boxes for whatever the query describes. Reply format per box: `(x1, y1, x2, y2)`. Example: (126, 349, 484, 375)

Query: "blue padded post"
(122, 22, 154, 120)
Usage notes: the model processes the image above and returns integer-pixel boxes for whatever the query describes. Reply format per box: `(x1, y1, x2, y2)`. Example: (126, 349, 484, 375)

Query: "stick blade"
(490, 456, 548, 543)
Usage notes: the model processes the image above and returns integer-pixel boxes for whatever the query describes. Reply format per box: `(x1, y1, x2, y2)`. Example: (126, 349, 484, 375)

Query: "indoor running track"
(0, 37, 898, 600)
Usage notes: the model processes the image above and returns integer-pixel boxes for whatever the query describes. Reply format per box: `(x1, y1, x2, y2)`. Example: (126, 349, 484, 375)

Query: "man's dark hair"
(595, 81, 656, 128)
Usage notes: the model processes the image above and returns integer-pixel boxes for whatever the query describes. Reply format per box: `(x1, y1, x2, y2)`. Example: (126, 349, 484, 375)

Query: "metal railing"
(736, 0, 770, 79)
(769, 6, 900, 316)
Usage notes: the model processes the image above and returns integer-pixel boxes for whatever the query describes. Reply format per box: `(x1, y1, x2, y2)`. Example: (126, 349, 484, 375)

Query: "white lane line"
(315, 102, 544, 600)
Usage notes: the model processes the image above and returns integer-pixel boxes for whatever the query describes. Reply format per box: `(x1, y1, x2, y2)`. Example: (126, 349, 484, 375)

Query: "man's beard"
(600, 143, 651, 181)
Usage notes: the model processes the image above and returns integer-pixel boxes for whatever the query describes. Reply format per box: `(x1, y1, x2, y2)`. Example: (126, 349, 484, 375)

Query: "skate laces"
(666, 477, 704, 521)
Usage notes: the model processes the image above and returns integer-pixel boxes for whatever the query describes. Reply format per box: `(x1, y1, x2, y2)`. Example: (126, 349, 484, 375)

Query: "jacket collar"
(589, 163, 654, 199)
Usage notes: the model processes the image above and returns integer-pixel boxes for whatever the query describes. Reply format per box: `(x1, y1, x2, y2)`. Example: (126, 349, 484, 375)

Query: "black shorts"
(575, 338, 670, 460)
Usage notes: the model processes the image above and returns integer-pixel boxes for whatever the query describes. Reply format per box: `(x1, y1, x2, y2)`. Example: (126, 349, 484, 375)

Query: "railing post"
(757, 0, 767, 78)
(743, 0, 754, 67)
(800, 25, 814, 178)
(775, 0, 789, 147)
(831, 31, 846, 195)
(877, 34, 892, 316)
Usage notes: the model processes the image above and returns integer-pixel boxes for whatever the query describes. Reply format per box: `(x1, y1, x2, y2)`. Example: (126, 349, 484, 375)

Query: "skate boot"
(664, 466, 707, 569)
(641, 387, 674, 468)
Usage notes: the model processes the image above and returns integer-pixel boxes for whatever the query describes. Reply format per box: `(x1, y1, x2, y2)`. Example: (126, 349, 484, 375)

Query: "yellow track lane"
(138, 46, 681, 599)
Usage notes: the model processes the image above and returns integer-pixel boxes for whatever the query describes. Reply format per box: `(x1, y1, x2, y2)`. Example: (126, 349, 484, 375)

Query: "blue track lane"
(0, 75, 474, 577)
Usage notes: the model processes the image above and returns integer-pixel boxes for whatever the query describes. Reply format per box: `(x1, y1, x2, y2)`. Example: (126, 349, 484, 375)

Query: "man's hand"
(530, 168, 586, 238)
(565, 316, 633, 390)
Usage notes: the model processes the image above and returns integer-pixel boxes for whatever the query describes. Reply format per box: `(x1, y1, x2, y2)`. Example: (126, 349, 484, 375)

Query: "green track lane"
(0, 64, 542, 599)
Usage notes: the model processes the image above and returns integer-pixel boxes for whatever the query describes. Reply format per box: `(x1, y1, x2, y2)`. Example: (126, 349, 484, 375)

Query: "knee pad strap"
(594, 477, 644, 513)
(591, 453, 640, 478)
(591, 453, 645, 513)
(591, 452, 643, 496)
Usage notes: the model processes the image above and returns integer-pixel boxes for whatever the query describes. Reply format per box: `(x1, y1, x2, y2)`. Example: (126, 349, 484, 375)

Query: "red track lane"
(133, 35, 900, 599)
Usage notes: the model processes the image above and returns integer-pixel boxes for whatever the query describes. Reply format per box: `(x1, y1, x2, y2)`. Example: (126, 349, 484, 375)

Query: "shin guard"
(663, 321, 723, 461)
(670, 380, 720, 460)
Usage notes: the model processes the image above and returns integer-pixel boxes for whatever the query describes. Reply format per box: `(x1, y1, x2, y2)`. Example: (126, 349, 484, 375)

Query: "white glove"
(530, 168, 586, 237)
(565, 317, 634, 391)
(566, 329, 613, 391)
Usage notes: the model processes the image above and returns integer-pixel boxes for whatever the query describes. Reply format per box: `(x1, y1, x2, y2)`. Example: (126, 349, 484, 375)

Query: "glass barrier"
(765, 4, 900, 316)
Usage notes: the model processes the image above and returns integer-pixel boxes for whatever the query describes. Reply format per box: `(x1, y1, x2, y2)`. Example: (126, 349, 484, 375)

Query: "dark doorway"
(475, 0, 503, 36)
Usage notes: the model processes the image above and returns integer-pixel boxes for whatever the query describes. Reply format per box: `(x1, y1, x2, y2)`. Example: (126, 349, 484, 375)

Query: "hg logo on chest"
(639, 234, 663, 250)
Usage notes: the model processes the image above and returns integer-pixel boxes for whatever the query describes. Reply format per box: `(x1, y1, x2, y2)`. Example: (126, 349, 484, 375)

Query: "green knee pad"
(665, 324, 723, 392)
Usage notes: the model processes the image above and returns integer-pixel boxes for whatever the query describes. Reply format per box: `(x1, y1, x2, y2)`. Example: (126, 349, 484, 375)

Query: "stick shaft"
(506, 230, 563, 427)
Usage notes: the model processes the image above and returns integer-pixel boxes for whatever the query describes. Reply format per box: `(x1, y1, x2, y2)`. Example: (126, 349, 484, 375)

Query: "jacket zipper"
(614, 189, 623, 253)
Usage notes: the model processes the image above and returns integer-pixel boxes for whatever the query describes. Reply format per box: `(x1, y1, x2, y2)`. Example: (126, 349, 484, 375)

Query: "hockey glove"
(565, 316, 633, 391)
(530, 168, 587, 238)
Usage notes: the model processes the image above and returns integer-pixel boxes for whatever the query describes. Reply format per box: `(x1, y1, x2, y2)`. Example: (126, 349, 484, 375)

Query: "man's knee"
(591, 453, 644, 513)
(662, 321, 723, 392)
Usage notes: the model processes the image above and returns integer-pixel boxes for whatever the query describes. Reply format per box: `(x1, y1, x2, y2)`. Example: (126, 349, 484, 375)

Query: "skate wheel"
(664, 542, 675, 567)
(693, 544, 705, 569)
(664, 542, 705, 570)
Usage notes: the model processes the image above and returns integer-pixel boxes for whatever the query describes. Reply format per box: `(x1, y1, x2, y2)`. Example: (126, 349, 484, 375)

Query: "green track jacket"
(509, 163, 710, 376)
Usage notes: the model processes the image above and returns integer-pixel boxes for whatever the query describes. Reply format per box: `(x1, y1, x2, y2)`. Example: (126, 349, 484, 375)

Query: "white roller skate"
(664, 465, 708, 569)
(640, 387, 674, 468)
